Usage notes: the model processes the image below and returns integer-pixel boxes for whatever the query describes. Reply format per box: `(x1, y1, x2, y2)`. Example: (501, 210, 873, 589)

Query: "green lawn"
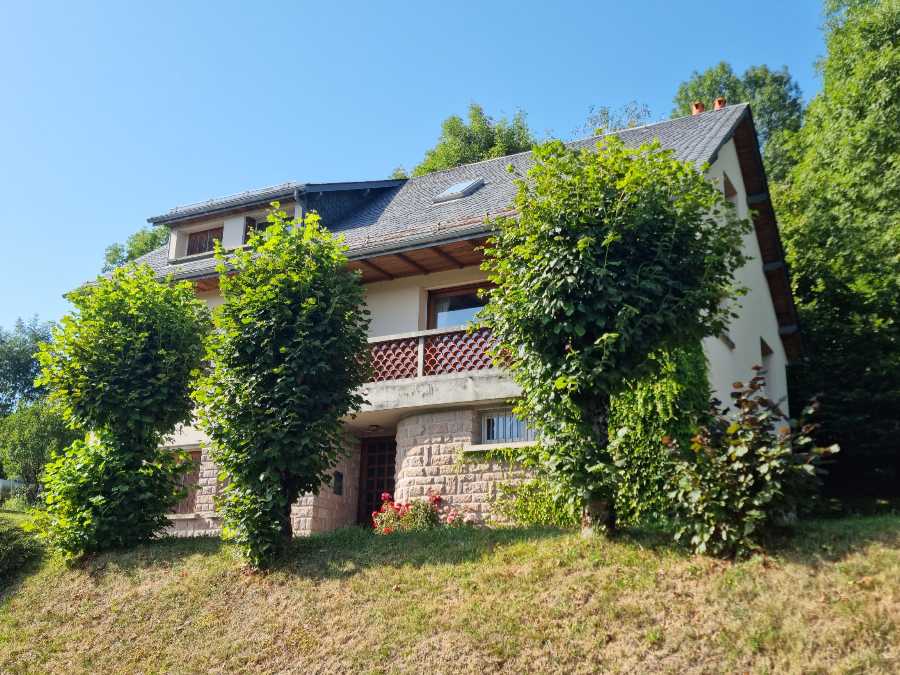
(1, 515, 898, 674)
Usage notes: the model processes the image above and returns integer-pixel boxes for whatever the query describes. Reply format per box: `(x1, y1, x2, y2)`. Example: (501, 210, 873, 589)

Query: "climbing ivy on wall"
(608, 343, 710, 526)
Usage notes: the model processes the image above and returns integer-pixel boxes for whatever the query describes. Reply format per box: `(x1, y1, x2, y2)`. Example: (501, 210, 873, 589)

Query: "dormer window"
(186, 227, 223, 256)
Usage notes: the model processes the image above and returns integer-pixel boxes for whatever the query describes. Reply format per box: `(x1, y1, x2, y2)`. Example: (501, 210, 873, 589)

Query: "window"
(243, 216, 258, 244)
(433, 178, 484, 204)
(427, 283, 490, 329)
(333, 471, 344, 496)
(186, 226, 223, 256)
(481, 409, 536, 444)
(172, 450, 202, 514)
(723, 173, 738, 205)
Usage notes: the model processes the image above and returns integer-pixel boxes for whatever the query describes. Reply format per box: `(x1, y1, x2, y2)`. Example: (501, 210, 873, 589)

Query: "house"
(134, 102, 800, 536)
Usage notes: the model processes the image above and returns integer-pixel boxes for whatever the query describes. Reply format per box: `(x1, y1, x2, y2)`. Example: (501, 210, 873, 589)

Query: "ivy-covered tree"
(194, 205, 370, 568)
(672, 62, 804, 181)
(412, 103, 534, 176)
(481, 136, 749, 532)
(35, 265, 209, 556)
(775, 0, 900, 496)
(102, 224, 169, 272)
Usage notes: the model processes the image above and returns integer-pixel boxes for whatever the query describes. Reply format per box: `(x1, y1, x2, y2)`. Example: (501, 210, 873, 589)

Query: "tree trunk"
(278, 479, 298, 543)
(580, 393, 617, 536)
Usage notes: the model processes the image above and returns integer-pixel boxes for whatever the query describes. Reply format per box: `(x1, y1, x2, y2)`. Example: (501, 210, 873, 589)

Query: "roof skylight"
(433, 178, 484, 204)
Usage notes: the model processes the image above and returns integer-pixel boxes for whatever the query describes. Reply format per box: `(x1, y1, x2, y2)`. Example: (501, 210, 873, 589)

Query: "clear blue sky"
(0, 0, 826, 329)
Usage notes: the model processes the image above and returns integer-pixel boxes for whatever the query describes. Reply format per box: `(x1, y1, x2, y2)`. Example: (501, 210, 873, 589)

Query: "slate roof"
(133, 104, 750, 281)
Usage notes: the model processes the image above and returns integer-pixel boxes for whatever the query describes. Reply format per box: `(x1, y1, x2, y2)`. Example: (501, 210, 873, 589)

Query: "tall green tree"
(194, 205, 370, 568)
(481, 137, 748, 532)
(775, 0, 900, 495)
(102, 225, 169, 272)
(35, 265, 209, 557)
(0, 317, 52, 416)
(672, 62, 804, 180)
(412, 103, 534, 176)
(0, 400, 79, 504)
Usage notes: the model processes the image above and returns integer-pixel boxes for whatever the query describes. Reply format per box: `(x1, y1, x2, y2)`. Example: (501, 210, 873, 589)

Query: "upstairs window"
(427, 283, 490, 329)
(186, 227, 223, 256)
(481, 408, 537, 444)
(243, 216, 258, 244)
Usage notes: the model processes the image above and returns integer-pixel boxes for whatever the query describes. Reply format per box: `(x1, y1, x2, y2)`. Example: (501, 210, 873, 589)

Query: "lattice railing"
(368, 327, 495, 382)
(369, 336, 419, 382)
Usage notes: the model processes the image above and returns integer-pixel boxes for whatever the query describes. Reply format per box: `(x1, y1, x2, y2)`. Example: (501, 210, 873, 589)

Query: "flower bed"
(372, 492, 474, 534)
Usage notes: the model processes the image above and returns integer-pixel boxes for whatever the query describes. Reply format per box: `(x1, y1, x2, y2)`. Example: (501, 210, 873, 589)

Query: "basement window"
(433, 178, 484, 204)
(481, 409, 537, 444)
(186, 227, 223, 256)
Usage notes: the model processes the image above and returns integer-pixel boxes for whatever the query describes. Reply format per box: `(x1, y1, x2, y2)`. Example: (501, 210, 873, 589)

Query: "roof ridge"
(405, 103, 749, 181)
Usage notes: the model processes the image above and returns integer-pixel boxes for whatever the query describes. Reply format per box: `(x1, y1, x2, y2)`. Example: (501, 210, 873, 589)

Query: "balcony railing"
(368, 326, 495, 382)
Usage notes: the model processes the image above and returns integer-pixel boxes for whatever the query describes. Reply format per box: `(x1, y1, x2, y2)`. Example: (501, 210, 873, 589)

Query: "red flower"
(383, 527, 393, 534)
(380, 492, 392, 503)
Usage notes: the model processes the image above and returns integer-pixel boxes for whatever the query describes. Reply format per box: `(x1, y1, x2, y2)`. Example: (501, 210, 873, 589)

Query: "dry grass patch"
(1, 516, 898, 673)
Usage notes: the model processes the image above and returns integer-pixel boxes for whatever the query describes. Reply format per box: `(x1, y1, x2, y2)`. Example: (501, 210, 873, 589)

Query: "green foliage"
(194, 205, 370, 568)
(577, 100, 652, 137)
(481, 135, 749, 528)
(774, 0, 900, 495)
(492, 479, 579, 528)
(668, 372, 838, 558)
(609, 344, 710, 525)
(0, 518, 41, 584)
(0, 316, 52, 416)
(0, 400, 80, 504)
(389, 166, 408, 179)
(37, 434, 191, 558)
(672, 61, 804, 180)
(102, 224, 169, 272)
(35, 265, 209, 557)
(412, 103, 534, 176)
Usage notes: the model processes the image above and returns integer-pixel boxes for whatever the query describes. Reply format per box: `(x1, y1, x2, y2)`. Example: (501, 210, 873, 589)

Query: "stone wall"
(166, 445, 222, 537)
(167, 436, 361, 538)
(394, 408, 530, 523)
(292, 437, 361, 535)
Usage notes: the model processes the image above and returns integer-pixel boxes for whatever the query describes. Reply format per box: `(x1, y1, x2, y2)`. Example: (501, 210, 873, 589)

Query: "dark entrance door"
(357, 436, 397, 526)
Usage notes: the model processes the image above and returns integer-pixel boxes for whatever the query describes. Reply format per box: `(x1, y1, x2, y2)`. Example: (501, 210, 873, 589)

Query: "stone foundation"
(166, 438, 361, 538)
(394, 408, 530, 523)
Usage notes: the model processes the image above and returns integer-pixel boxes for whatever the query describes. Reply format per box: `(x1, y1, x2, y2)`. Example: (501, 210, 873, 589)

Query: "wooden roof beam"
(359, 258, 394, 280)
(431, 245, 464, 269)
(394, 252, 429, 275)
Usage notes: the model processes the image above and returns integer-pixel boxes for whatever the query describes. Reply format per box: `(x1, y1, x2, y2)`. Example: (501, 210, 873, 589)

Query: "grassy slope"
(1, 515, 898, 674)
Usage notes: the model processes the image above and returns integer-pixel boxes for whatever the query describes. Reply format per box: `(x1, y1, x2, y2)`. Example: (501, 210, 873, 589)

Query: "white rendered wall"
(363, 265, 488, 337)
(703, 139, 789, 414)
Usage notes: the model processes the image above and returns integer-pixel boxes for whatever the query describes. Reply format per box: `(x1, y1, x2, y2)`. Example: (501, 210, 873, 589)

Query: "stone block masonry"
(394, 408, 531, 523)
(166, 435, 361, 538)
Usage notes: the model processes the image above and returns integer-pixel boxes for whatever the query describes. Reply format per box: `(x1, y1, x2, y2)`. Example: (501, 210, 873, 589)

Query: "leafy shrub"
(194, 206, 370, 568)
(668, 370, 838, 558)
(0, 400, 80, 504)
(492, 479, 578, 528)
(608, 344, 710, 526)
(0, 519, 41, 584)
(35, 264, 208, 557)
(38, 434, 191, 557)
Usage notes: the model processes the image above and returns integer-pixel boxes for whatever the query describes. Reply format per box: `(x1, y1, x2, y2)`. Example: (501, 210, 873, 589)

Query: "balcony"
(368, 326, 495, 382)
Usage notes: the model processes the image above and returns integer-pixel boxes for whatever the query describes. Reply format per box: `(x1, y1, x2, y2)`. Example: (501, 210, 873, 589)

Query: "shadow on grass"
(277, 525, 572, 580)
(765, 514, 900, 566)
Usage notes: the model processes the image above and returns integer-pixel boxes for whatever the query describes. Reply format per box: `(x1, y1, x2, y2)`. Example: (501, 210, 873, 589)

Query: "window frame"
(426, 281, 492, 330)
(186, 226, 224, 256)
(479, 407, 537, 445)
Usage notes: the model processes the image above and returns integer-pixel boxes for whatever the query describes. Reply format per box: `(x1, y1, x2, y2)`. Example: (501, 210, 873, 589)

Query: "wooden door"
(357, 437, 396, 526)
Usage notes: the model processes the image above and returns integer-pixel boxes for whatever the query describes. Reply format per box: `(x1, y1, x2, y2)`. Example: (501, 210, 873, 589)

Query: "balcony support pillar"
(416, 336, 425, 377)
